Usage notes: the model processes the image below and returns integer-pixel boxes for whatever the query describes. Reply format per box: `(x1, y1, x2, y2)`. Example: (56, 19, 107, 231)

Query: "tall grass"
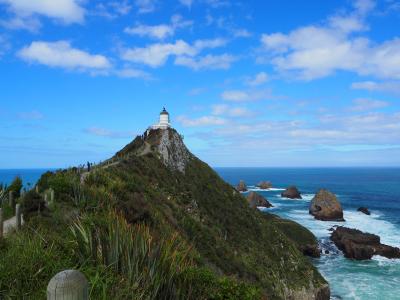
(71, 211, 194, 300)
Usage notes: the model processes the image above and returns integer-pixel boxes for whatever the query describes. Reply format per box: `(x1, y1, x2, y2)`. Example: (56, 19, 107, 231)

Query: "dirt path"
(3, 215, 23, 235)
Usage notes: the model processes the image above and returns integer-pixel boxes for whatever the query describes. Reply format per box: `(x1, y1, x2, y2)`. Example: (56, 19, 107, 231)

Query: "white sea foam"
(278, 193, 315, 201)
(286, 209, 400, 247)
(248, 187, 285, 192)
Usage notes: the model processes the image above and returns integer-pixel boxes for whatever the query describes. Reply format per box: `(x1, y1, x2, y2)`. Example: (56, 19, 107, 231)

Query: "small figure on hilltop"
(87, 161, 91, 172)
(309, 189, 344, 221)
(281, 186, 302, 199)
(236, 180, 247, 192)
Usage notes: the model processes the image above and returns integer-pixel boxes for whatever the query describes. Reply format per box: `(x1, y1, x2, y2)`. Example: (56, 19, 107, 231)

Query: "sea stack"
(236, 180, 247, 192)
(257, 181, 272, 189)
(281, 186, 302, 199)
(246, 191, 273, 209)
(309, 189, 344, 221)
(331, 226, 400, 260)
(357, 207, 371, 215)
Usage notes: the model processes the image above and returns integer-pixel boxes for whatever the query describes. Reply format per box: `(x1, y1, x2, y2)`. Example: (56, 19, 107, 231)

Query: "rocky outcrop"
(309, 189, 344, 221)
(281, 186, 302, 199)
(357, 207, 371, 215)
(236, 180, 247, 192)
(331, 226, 400, 260)
(246, 191, 273, 209)
(257, 181, 272, 189)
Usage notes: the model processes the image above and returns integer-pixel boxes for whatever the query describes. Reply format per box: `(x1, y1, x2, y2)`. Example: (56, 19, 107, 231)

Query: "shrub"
(71, 211, 194, 300)
(6, 176, 23, 199)
(21, 190, 46, 221)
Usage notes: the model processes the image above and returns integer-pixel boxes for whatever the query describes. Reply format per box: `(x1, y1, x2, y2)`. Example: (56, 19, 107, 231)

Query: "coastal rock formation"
(236, 180, 247, 192)
(281, 186, 302, 199)
(309, 189, 344, 221)
(357, 207, 371, 215)
(257, 181, 272, 189)
(331, 226, 400, 260)
(246, 191, 273, 209)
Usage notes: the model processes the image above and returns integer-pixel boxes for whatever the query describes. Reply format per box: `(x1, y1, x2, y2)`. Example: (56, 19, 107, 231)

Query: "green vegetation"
(0, 129, 328, 299)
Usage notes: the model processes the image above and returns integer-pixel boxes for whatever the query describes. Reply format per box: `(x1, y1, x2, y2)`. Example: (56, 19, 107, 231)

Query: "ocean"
(215, 167, 400, 300)
(1, 167, 399, 299)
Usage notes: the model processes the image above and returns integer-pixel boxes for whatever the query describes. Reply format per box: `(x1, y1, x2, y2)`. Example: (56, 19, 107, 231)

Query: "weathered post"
(16, 204, 21, 230)
(50, 189, 54, 204)
(0, 208, 3, 238)
(35, 185, 39, 193)
(47, 270, 88, 300)
(44, 193, 48, 204)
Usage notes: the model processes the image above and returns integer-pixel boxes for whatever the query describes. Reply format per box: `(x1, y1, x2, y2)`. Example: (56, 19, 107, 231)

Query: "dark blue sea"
(215, 167, 400, 300)
(2, 168, 399, 299)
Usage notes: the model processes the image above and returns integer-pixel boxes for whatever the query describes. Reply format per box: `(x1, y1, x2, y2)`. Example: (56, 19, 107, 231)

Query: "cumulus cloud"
(246, 72, 268, 86)
(92, 1, 132, 19)
(212, 104, 252, 117)
(18, 41, 111, 71)
(351, 81, 400, 94)
(221, 89, 272, 102)
(0, 0, 85, 27)
(124, 14, 192, 40)
(348, 98, 389, 112)
(258, 1, 400, 80)
(177, 115, 227, 127)
(84, 127, 136, 138)
(179, 0, 193, 8)
(121, 38, 228, 68)
(135, 0, 157, 14)
(175, 53, 236, 70)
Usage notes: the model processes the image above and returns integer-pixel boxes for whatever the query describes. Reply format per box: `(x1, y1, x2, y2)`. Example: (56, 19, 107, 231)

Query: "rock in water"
(281, 186, 302, 199)
(331, 227, 400, 260)
(257, 181, 272, 189)
(357, 207, 371, 215)
(246, 191, 273, 209)
(309, 189, 344, 221)
(236, 180, 247, 192)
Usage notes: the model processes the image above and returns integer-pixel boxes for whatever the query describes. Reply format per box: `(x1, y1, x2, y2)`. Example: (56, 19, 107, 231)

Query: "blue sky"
(1, 0, 400, 168)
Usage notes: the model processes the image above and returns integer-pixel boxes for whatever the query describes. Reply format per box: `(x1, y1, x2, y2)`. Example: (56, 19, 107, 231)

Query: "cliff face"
(110, 128, 329, 299)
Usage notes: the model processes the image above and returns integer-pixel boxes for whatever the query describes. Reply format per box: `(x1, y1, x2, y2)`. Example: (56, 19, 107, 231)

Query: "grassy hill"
(0, 128, 329, 299)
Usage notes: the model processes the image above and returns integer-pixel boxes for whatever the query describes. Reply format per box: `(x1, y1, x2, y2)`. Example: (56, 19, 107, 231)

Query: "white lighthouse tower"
(150, 107, 171, 130)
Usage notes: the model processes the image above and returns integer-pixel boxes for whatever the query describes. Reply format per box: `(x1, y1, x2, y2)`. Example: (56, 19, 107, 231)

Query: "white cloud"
(246, 72, 268, 86)
(124, 14, 193, 40)
(177, 115, 227, 127)
(114, 68, 151, 80)
(121, 38, 228, 68)
(212, 104, 252, 117)
(351, 81, 400, 94)
(125, 24, 174, 39)
(175, 53, 235, 70)
(349, 98, 389, 112)
(135, 0, 157, 14)
(0, 16, 41, 32)
(0, 0, 85, 24)
(233, 28, 252, 38)
(221, 89, 272, 102)
(92, 1, 132, 19)
(0, 35, 11, 57)
(258, 1, 400, 80)
(179, 0, 193, 8)
(85, 127, 136, 138)
(18, 41, 111, 71)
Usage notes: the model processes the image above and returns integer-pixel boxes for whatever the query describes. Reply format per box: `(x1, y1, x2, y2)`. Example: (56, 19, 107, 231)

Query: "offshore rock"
(257, 181, 272, 189)
(331, 227, 400, 260)
(309, 189, 344, 221)
(236, 180, 247, 192)
(281, 186, 302, 199)
(246, 191, 273, 209)
(357, 207, 371, 215)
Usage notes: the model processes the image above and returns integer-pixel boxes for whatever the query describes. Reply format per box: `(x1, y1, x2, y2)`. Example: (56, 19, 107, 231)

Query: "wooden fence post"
(16, 204, 21, 230)
(0, 208, 3, 238)
(50, 189, 54, 204)
(47, 270, 88, 300)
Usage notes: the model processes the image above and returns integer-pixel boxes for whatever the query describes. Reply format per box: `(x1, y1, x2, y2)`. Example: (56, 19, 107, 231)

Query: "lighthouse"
(150, 107, 171, 130)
